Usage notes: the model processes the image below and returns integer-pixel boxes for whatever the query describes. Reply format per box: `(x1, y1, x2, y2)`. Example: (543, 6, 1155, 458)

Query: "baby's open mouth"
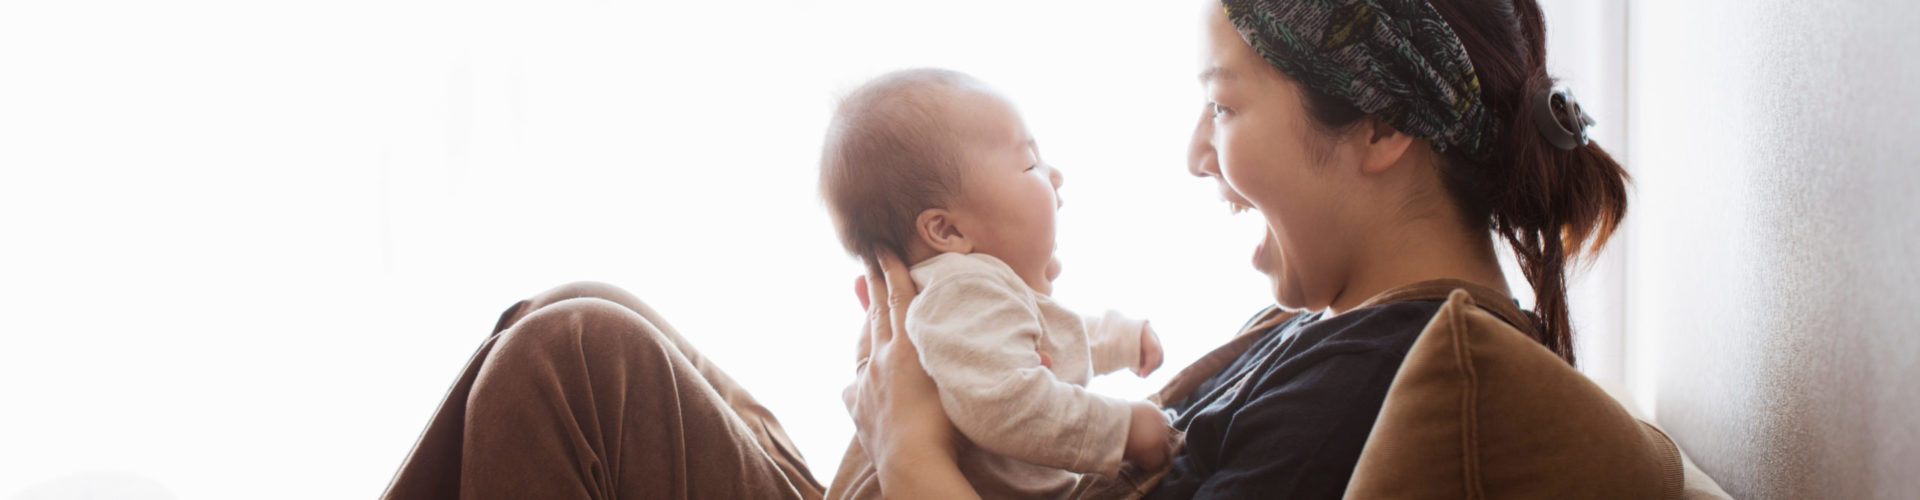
(1228, 200, 1254, 215)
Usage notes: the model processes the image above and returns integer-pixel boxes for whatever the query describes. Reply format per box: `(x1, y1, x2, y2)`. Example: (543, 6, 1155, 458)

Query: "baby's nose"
(1050, 167, 1065, 208)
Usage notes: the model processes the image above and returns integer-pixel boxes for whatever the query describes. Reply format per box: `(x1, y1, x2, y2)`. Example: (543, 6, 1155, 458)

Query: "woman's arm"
(841, 252, 981, 500)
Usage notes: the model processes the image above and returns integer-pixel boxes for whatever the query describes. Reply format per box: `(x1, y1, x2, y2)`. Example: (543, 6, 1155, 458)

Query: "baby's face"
(945, 91, 1065, 294)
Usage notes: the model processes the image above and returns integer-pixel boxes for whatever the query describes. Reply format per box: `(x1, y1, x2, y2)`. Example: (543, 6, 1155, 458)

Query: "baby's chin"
(1018, 257, 1062, 296)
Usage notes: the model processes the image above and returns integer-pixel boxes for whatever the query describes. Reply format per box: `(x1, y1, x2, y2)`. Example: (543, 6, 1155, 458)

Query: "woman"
(384, 0, 1626, 498)
(846, 0, 1624, 497)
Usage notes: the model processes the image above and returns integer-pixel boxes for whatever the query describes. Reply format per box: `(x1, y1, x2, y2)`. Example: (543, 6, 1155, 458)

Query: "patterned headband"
(1221, 0, 1497, 160)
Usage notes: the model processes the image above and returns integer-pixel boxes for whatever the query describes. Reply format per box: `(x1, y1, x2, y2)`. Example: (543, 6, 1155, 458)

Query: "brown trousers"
(382, 281, 1316, 499)
(382, 281, 826, 500)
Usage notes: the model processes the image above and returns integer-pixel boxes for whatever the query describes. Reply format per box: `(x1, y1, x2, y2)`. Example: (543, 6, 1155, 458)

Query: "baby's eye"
(1209, 102, 1229, 118)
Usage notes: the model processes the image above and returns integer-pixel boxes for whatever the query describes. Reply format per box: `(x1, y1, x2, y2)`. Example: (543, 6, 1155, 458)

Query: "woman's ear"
(1359, 117, 1418, 175)
(916, 208, 972, 254)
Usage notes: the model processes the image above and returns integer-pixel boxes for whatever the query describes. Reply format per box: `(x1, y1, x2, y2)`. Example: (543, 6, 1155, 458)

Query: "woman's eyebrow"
(1199, 65, 1238, 83)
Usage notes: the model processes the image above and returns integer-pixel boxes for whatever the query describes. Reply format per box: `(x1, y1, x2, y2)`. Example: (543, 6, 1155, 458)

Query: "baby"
(820, 68, 1175, 498)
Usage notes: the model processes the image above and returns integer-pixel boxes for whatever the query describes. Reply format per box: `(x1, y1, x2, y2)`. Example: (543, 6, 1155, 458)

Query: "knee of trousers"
(488, 296, 674, 368)
(495, 281, 653, 335)
(526, 281, 646, 311)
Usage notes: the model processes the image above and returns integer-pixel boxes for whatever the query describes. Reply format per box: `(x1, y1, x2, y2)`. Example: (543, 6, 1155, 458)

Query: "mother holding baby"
(384, 0, 1628, 498)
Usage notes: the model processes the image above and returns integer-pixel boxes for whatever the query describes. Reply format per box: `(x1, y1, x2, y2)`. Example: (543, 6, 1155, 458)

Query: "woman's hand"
(843, 252, 980, 500)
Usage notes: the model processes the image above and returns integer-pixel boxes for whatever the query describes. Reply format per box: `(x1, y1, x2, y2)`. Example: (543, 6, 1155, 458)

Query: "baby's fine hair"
(819, 68, 987, 260)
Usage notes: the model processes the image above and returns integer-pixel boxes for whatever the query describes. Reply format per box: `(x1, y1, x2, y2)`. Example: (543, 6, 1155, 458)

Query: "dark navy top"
(1143, 300, 1444, 499)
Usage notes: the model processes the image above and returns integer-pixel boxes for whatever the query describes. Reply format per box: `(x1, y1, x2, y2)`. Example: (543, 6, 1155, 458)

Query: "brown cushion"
(1346, 289, 1684, 499)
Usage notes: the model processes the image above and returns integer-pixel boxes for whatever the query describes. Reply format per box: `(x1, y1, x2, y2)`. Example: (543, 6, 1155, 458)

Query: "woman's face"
(1189, 2, 1366, 310)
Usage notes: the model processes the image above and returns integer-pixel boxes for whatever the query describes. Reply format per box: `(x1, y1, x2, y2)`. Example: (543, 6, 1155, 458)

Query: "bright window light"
(1, 1, 1286, 498)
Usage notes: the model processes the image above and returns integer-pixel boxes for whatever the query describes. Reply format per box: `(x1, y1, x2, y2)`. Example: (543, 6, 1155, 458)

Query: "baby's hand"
(1135, 322, 1163, 377)
(1123, 401, 1173, 471)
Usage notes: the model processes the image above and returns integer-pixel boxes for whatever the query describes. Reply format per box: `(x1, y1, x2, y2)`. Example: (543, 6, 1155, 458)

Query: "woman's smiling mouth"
(1221, 184, 1257, 215)
(1220, 196, 1270, 272)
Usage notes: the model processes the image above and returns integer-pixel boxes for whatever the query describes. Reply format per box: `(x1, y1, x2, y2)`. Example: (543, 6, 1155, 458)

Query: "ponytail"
(1488, 79, 1629, 365)
(1437, 0, 1630, 366)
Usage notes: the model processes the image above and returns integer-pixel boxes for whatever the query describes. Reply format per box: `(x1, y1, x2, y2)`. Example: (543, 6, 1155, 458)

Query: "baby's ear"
(915, 208, 972, 254)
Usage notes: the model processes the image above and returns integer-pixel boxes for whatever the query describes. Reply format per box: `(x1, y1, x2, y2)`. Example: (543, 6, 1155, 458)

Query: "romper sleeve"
(907, 273, 1134, 475)
(1084, 310, 1147, 375)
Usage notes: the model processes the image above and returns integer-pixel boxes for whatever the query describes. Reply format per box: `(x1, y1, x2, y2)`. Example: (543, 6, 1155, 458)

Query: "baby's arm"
(908, 274, 1135, 475)
(1086, 310, 1164, 377)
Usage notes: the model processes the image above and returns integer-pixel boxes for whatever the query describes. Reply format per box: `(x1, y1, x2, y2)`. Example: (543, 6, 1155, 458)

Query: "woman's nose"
(1187, 109, 1218, 178)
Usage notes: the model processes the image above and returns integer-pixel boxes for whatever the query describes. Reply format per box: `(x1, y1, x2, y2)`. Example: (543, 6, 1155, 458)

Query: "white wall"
(1626, 0, 1920, 497)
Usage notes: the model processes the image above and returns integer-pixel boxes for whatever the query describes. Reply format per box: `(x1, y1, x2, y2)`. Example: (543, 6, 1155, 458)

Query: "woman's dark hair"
(1299, 0, 1629, 366)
